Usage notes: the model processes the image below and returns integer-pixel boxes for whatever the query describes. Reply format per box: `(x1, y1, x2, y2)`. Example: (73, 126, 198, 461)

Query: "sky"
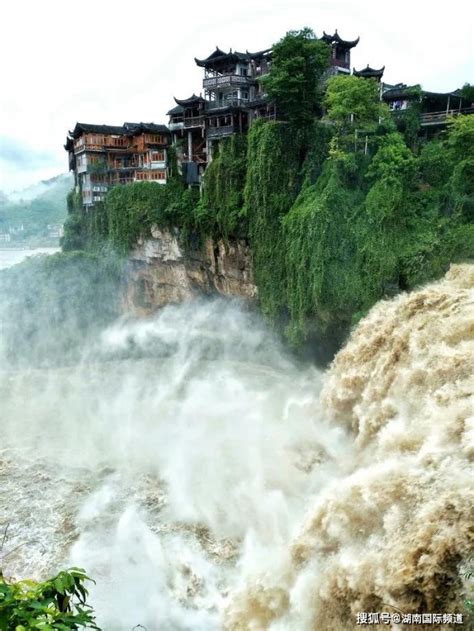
(0, 0, 472, 193)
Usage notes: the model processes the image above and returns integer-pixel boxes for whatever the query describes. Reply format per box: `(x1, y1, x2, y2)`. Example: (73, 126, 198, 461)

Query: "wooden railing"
(203, 74, 251, 89)
(330, 58, 350, 69)
(184, 116, 205, 128)
(207, 98, 248, 110)
(419, 107, 474, 126)
(207, 125, 238, 139)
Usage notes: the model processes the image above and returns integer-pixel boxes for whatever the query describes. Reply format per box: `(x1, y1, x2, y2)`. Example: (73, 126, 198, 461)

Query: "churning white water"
(1, 264, 473, 630)
(0, 298, 351, 630)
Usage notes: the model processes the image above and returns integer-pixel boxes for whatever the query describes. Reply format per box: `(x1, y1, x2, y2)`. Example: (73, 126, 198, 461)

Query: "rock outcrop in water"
(226, 263, 474, 630)
(124, 226, 256, 315)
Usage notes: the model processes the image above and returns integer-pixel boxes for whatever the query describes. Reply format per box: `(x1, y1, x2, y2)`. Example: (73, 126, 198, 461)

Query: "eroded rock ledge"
(123, 226, 256, 315)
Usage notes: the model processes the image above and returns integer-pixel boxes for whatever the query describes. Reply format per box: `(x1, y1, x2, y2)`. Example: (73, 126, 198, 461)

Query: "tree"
(0, 568, 100, 630)
(324, 75, 388, 128)
(366, 132, 415, 183)
(261, 28, 330, 128)
(460, 83, 474, 105)
(446, 114, 474, 162)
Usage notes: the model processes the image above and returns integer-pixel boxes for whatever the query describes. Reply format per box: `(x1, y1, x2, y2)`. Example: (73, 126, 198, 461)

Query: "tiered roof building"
(168, 31, 360, 183)
(66, 29, 473, 204)
(65, 122, 170, 207)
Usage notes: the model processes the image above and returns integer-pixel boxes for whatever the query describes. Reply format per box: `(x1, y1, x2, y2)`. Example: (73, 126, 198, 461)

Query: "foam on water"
(1, 266, 472, 630)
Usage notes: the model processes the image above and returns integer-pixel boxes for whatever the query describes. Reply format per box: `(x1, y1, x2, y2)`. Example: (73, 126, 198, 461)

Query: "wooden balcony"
(169, 121, 184, 131)
(143, 161, 167, 170)
(110, 177, 134, 186)
(184, 116, 205, 128)
(207, 125, 238, 139)
(330, 58, 350, 69)
(419, 107, 474, 126)
(203, 74, 252, 90)
(206, 98, 248, 111)
(109, 161, 137, 170)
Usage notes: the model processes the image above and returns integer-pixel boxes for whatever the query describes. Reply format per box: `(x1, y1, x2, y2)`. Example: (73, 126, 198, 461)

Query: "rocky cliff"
(123, 226, 256, 315)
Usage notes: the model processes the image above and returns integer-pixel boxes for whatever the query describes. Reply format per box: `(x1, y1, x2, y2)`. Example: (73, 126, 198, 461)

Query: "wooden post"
(187, 130, 192, 162)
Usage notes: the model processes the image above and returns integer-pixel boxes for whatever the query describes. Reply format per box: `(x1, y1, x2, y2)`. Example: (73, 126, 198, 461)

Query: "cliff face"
(123, 226, 256, 315)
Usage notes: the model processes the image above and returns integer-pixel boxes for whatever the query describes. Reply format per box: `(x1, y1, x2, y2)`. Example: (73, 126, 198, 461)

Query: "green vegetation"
(261, 28, 330, 129)
(243, 103, 472, 349)
(460, 82, 474, 103)
(0, 568, 99, 630)
(196, 135, 248, 238)
(0, 175, 72, 245)
(244, 120, 304, 323)
(62, 177, 199, 255)
(1, 31, 473, 627)
(64, 111, 473, 357)
(60, 29, 474, 357)
(324, 74, 388, 128)
(389, 85, 423, 149)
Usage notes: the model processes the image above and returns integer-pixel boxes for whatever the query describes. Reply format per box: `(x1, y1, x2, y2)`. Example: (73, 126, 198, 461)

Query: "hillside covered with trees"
(62, 28, 474, 354)
(0, 174, 71, 246)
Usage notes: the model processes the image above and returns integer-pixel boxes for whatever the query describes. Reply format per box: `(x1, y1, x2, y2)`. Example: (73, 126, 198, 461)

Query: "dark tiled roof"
(69, 122, 169, 139)
(70, 122, 124, 138)
(422, 90, 462, 100)
(353, 65, 385, 78)
(174, 94, 206, 106)
(195, 47, 271, 67)
(382, 85, 462, 104)
(123, 122, 170, 135)
(382, 84, 421, 100)
(167, 104, 184, 116)
(320, 30, 359, 49)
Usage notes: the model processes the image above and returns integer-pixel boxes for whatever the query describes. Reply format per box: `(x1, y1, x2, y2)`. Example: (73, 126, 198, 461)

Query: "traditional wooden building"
(320, 30, 360, 75)
(197, 46, 274, 144)
(167, 95, 207, 184)
(381, 84, 421, 111)
(196, 47, 271, 112)
(167, 32, 359, 182)
(168, 46, 275, 182)
(65, 122, 170, 208)
(381, 84, 473, 134)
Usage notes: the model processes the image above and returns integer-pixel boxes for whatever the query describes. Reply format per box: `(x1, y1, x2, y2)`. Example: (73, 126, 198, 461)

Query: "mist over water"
(0, 258, 472, 630)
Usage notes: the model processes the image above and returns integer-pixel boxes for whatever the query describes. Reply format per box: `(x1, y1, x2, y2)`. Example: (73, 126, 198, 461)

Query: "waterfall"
(0, 263, 472, 630)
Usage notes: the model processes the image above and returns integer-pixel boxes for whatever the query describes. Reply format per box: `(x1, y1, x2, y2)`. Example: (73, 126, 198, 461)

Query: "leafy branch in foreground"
(0, 567, 100, 630)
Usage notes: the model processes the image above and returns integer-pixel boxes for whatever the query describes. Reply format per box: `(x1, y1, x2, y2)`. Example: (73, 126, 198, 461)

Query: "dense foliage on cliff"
(62, 178, 199, 255)
(266, 114, 473, 345)
(195, 135, 248, 237)
(218, 108, 473, 347)
(0, 568, 99, 630)
(61, 27, 474, 351)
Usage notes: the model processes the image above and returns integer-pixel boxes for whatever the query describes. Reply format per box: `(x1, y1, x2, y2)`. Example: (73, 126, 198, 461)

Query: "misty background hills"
(0, 173, 72, 245)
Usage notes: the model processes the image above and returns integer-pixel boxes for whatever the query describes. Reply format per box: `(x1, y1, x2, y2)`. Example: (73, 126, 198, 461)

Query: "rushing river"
(0, 256, 472, 630)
